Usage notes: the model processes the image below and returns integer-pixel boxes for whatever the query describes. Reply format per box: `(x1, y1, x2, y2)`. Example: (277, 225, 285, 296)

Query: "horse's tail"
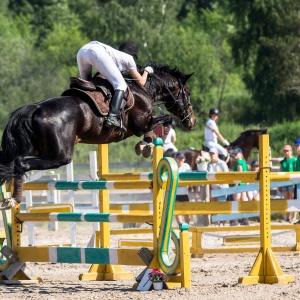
(0, 105, 38, 184)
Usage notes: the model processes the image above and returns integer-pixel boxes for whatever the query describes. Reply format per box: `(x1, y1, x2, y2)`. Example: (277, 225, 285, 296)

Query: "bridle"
(150, 73, 193, 122)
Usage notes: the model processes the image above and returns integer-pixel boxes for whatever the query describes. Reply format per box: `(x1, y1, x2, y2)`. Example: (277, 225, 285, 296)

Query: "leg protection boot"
(105, 89, 125, 130)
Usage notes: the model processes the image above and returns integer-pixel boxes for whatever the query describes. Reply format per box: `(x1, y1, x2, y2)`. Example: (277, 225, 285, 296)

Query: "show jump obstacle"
(0, 133, 297, 286)
(0, 138, 191, 289)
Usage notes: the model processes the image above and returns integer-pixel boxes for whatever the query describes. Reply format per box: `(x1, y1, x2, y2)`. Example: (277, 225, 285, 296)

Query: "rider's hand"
(144, 66, 154, 74)
(223, 139, 230, 146)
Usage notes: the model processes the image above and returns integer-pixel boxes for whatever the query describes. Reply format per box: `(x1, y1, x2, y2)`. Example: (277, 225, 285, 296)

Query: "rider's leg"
(219, 154, 226, 161)
(85, 44, 127, 130)
(206, 141, 230, 164)
(77, 47, 93, 80)
(105, 90, 125, 129)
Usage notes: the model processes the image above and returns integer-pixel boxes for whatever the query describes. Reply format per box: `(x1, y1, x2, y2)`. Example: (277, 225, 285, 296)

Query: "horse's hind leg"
(16, 154, 73, 173)
(0, 152, 73, 210)
(0, 176, 23, 209)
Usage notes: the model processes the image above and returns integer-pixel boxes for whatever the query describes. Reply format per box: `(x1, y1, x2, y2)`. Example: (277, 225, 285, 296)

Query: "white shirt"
(176, 163, 192, 195)
(89, 41, 137, 72)
(204, 118, 217, 142)
(163, 128, 178, 152)
(207, 159, 229, 189)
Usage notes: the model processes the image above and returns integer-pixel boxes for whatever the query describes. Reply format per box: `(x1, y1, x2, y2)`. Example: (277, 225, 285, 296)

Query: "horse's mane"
(150, 61, 186, 82)
(230, 128, 267, 146)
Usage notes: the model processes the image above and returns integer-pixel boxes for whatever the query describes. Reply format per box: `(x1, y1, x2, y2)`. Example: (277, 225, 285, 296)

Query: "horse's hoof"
(135, 141, 148, 156)
(0, 198, 18, 210)
(142, 143, 154, 158)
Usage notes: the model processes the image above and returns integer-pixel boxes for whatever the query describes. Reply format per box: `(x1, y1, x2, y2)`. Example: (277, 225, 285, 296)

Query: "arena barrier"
(189, 224, 300, 257)
(105, 134, 299, 284)
(108, 200, 300, 257)
(210, 180, 300, 222)
(1, 133, 298, 285)
(0, 146, 191, 289)
(109, 133, 299, 286)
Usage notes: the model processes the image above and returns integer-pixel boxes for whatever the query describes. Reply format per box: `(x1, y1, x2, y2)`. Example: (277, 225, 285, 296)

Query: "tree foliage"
(228, 0, 300, 125)
(0, 0, 299, 162)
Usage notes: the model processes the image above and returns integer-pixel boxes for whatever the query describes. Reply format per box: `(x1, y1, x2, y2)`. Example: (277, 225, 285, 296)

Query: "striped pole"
(15, 212, 153, 223)
(23, 180, 152, 191)
(15, 246, 145, 266)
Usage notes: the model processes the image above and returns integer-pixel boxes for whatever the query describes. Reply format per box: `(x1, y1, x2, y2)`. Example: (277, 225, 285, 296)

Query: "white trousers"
(77, 43, 127, 91)
(205, 141, 228, 157)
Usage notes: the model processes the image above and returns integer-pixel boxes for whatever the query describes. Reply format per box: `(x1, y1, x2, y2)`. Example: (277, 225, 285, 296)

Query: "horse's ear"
(183, 73, 194, 84)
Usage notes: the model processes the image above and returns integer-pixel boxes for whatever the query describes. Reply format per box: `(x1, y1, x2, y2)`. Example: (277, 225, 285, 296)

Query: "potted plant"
(148, 268, 167, 290)
(196, 155, 210, 171)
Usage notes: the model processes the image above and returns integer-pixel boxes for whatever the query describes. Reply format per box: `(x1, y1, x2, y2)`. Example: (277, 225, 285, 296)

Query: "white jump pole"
(48, 171, 58, 231)
(66, 161, 77, 246)
(89, 151, 99, 208)
(89, 151, 100, 247)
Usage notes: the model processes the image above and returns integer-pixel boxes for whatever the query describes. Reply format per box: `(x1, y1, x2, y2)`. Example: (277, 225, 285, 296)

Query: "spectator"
(207, 147, 229, 226)
(280, 145, 297, 223)
(175, 152, 192, 226)
(293, 139, 300, 224)
(247, 160, 260, 201)
(163, 119, 178, 157)
(232, 147, 249, 226)
(294, 139, 300, 171)
(204, 108, 230, 162)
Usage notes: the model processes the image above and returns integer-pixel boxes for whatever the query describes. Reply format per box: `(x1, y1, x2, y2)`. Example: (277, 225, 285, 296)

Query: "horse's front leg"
(134, 114, 172, 158)
(135, 131, 154, 156)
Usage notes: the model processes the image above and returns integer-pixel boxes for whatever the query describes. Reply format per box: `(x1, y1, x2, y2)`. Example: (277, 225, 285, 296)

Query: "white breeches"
(205, 141, 228, 156)
(77, 43, 127, 91)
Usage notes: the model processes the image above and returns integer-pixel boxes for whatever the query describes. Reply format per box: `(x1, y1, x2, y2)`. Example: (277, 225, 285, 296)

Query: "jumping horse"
(176, 128, 268, 170)
(0, 62, 196, 209)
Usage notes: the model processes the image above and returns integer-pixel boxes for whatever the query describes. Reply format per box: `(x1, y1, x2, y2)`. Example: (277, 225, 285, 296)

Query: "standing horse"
(179, 128, 267, 171)
(0, 62, 196, 209)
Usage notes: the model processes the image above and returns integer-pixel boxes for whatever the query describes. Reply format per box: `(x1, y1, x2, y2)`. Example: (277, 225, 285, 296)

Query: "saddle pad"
(61, 88, 134, 116)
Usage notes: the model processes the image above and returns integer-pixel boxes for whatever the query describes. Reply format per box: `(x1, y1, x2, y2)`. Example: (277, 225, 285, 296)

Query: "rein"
(150, 73, 192, 121)
(124, 69, 193, 122)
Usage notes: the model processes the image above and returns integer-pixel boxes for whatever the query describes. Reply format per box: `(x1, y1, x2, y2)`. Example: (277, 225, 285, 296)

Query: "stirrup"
(105, 115, 127, 132)
(105, 115, 120, 127)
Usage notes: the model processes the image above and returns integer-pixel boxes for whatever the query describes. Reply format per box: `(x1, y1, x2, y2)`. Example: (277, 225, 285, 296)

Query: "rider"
(204, 108, 230, 161)
(77, 40, 153, 131)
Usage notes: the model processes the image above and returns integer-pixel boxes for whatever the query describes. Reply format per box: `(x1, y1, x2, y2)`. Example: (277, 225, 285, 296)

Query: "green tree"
(0, 10, 34, 125)
(228, 0, 300, 125)
(9, 0, 81, 46)
(172, 4, 249, 125)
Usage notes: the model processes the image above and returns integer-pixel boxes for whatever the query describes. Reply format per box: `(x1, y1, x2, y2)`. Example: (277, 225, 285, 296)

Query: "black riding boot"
(104, 89, 126, 131)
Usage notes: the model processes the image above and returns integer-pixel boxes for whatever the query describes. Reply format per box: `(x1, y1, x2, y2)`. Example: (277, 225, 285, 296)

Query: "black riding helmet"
(209, 108, 219, 117)
(119, 41, 138, 59)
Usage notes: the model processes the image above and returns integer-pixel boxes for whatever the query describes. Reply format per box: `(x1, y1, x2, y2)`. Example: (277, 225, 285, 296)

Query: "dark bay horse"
(178, 128, 267, 170)
(0, 62, 196, 209)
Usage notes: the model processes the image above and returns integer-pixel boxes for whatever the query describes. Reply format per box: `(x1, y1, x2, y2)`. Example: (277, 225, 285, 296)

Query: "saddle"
(61, 74, 134, 116)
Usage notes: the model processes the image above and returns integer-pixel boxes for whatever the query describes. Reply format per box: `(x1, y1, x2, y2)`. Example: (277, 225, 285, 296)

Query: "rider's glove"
(144, 66, 154, 74)
(223, 139, 230, 146)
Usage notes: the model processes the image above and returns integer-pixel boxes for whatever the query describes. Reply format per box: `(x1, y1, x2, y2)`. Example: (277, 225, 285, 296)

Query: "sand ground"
(1, 219, 300, 300)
